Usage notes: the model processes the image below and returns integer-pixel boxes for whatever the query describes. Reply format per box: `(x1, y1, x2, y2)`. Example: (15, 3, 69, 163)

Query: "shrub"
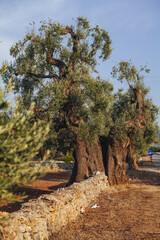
(149, 145, 160, 153)
(59, 149, 75, 163)
(0, 89, 50, 202)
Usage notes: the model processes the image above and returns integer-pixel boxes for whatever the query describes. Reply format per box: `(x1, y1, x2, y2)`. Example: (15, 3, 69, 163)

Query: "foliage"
(150, 145, 160, 153)
(0, 18, 159, 171)
(1, 17, 113, 154)
(1, 17, 112, 102)
(59, 149, 75, 163)
(111, 61, 159, 154)
(40, 67, 114, 153)
(131, 104, 159, 155)
(0, 89, 50, 202)
(157, 131, 160, 140)
(112, 60, 150, 91)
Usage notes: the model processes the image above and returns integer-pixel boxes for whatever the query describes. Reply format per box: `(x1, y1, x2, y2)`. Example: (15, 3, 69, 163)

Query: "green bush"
(0, 89, 50, 202)
(149, 145, 160, 153)
(59, 149, 75, 163)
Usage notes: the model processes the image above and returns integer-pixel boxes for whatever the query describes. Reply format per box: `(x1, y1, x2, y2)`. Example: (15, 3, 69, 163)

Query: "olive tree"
(1, 17, 113, 184)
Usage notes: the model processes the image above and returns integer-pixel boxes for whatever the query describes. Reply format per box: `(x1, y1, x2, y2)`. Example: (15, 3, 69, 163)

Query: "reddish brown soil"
(0, 168, 160, 239)
(54, 168, 160, 240)
(0, 169, 72, 213)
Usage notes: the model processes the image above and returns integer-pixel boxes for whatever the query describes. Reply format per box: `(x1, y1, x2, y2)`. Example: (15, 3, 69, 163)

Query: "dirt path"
(0, 169, 72, 213)
(54, 169, 160, 240)
(0, 164, 160, 239)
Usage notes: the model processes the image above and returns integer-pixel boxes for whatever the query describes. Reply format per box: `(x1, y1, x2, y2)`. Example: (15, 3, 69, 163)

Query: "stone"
(0, 173, 108, 239)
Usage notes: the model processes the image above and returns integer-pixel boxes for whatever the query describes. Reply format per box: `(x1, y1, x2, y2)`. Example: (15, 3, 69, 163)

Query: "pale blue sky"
(0, 0, 160, 124)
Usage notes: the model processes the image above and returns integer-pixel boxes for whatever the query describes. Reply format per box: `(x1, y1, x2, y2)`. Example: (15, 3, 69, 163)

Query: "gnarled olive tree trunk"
(68, 135, 105, 184)
(100, 136, 129, 185)
(68, 88, 145, 185)
(69, 135, 130, 186)
(126, 144, 139, 170)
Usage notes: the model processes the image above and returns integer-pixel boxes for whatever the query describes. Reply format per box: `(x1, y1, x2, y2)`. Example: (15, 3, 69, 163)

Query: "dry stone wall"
(0, 172, 108, 240)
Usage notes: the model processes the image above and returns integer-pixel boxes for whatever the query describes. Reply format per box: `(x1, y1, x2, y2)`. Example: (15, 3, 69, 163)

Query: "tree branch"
(61, 26, 77, 40)
(46, 49, 67, 76)
(27, 72, 58, 79)
(60, 26, 96, 69)
(61, 26, 79, 70)
(15, 71, 58, 79)
(79, 48, 96, 64)
(125, 89, 145, 132)
(126, 78, 134, 90)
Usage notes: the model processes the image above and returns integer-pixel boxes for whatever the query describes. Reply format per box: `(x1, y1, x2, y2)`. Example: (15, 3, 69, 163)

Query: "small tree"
(0, 89, 50, 202)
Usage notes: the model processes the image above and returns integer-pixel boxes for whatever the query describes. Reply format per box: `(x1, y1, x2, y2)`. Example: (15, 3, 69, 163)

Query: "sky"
(0, 0, 160, 125)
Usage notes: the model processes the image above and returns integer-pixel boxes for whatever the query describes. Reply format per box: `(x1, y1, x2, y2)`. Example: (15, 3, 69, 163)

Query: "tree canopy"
(112, 61, 159, 152)
(1, 17, 114, 153)
(2, 17, 112, 98)
(1, 17, 159, 185)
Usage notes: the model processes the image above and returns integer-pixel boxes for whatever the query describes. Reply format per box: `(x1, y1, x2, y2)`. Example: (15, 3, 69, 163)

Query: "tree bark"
(68, 135, 105, 184)
(126, 145, 139, 170)
(69, 135, 130, 186)
(100, 136, 129, 185)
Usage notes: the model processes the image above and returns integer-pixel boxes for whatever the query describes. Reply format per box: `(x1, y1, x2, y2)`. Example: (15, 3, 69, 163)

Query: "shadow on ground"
(127, 168, 160, 186)
(1, 168, 159, 214)
(0, 170, 71, 213)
